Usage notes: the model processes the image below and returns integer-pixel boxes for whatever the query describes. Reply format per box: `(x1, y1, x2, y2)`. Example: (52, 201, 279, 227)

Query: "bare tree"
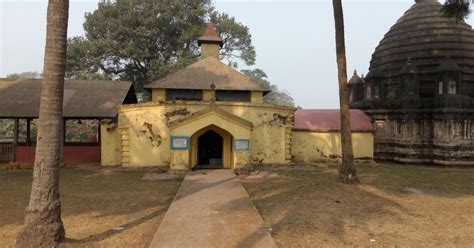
(16, 0, 69, 246)
(332, 0, 359, 184)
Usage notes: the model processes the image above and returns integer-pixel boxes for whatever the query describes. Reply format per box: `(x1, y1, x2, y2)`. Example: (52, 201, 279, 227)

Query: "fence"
(0, 143, 14, 162)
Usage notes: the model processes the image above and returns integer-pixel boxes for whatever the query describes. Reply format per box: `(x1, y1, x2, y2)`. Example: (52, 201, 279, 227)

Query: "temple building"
(349, 0, 474, 165)
(1, 23, 373, 169)
(106, 24, 373, 169)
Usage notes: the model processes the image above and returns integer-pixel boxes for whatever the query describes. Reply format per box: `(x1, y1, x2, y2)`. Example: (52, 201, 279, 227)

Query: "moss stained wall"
(291, 131, 374, 161)
(152, 89, 166, 102)
(100, 123, 121, 166)
(116, 101, 295, 168)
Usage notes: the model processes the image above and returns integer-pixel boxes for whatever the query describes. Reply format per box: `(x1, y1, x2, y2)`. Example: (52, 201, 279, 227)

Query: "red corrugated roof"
(294, 109, 373, 131)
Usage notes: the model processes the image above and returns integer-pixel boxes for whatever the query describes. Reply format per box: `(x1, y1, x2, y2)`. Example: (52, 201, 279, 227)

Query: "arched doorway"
(197, 130, 223, 168)
(190, 125, 233, 169)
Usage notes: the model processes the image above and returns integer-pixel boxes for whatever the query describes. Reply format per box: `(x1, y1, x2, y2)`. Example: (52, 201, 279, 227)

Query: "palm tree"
(15, 0, 69, 247)
(332, 0, 359, 184)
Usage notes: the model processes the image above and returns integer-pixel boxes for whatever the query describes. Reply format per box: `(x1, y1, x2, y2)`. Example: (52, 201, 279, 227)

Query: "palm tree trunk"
(15, 0, 69, 247)
(332, 0, 359, 184)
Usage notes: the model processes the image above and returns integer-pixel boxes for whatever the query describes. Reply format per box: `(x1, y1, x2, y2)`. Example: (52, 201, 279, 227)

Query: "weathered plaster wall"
(100, 123, 121, 166)
(117, 101, 294, 168)
(152, 89, 166, 102)
(151, 89, 166, 101)
(170, 112, 250, 170)
(251, 91, 263, 104)
(291, 131, 374, 162)
(202, 90, 215, 101)
(201, 43, 220, 59)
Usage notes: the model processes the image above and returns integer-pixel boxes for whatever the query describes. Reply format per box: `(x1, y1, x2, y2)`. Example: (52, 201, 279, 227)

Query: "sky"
(1, 0, 473, 108)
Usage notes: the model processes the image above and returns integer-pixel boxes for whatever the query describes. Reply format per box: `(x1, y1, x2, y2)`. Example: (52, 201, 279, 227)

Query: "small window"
(374, 84, 380, 99)
(354, 85, 364, 102)
(216, 90, 251, 102)
(18, 119, 38, 144)
(366, 85, 372, 100)
(166, 89, 203, 101)
(448, 80, 456, 95)
(407, 82, 416, 96)
(438, 81, 443, 95)
(0, 119, 14, 143)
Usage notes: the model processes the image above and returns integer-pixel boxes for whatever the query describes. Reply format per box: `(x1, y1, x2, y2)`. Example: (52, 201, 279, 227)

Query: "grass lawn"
(0, 167, 182, 248)
(241, 163, 474, 247)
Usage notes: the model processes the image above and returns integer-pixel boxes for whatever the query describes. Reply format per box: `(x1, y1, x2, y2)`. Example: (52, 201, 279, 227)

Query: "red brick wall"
(16, 145, 100, 165)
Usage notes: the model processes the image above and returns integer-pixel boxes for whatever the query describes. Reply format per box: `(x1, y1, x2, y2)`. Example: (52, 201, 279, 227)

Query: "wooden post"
(61, 118, 65, 165)
(26, 119, 31, 146)
(63, 118, 66, 145)
(13, 118, 19, 162)
(97, 119, 101, 144)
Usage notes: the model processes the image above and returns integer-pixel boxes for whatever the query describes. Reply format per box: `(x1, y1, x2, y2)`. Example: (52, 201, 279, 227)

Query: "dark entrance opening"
(197, 130, 223, 169)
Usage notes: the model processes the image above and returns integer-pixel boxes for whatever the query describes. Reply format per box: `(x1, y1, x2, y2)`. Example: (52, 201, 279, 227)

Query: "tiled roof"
(0, 79, 135, 118)
(294, 109, 373, 131)
(145, 57, 266, 92)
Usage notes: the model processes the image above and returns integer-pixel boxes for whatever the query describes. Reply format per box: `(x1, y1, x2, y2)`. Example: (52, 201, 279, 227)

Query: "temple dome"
(368, 0, 474, 82)
(348, 70, 364, 85)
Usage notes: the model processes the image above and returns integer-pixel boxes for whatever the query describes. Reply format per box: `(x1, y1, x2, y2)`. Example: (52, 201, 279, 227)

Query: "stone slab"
(150, 169, 276, 248)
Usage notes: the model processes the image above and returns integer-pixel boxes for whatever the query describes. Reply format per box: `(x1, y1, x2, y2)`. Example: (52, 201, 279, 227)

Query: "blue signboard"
(170, 136, 189, 150)
(234, 139, 250, 151)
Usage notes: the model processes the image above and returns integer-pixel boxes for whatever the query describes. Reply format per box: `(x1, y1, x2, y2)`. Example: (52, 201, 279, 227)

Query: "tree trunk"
(332, 0, 359, 184)
(15, 0, 69, 247)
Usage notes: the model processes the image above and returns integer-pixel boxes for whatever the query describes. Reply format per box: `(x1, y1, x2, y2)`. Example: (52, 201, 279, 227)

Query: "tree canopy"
(442, 0, 471, 20)
(66, 0, 256, 92)
(241, 69, 295, 107)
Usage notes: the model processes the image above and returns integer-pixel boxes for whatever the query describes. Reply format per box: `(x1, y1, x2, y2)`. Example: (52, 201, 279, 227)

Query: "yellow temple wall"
(152, 89, 166, 101)
(200, 43, 220, 59)
(251, 91, 264, 104)
(116, 101, 295, 168)
(291, 130, 374, 162)
(100, 123, 121, 166)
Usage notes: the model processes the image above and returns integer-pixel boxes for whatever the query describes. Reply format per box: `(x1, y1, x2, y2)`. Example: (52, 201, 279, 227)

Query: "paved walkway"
(150, 170, 276, 248)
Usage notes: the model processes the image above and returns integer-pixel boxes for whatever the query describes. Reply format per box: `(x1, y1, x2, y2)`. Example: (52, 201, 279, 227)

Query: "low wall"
(291, 130, 374, 162)
(16, 145, 101, 165)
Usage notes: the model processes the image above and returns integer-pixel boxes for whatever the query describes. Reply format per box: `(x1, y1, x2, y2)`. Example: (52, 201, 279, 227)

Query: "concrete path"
(150, 169, 276, 248)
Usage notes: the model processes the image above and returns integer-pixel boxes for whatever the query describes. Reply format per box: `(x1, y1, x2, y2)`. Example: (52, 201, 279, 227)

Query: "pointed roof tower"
(198, 23, 223, 47)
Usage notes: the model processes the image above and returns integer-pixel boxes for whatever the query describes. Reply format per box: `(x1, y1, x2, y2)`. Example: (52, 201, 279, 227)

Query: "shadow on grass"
(62, 205, 168, 245)
(240, 162, 474, 246)
(356, 162, 474, 197)
(0, 167, 182, 228)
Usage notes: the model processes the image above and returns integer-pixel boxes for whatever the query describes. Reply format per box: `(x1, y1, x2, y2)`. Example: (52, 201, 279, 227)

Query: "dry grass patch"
(242, 163, 474, 247)
(0, 167, 182, 247)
